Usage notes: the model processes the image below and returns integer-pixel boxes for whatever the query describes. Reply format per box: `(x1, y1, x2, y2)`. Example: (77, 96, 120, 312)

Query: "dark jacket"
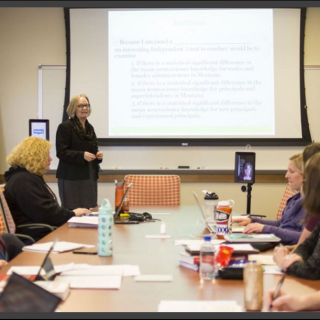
(4, 167, 75, 242)
(56, 119, 101, 180)
(286, 221, 320, 280)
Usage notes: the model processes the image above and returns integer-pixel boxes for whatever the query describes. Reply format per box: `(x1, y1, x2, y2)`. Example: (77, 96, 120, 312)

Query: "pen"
(269, 274, 286, 311)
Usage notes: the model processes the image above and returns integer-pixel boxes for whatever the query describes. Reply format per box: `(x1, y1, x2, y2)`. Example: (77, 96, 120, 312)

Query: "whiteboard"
(40, 66, 320, 171)
(40, 66, 66, 170)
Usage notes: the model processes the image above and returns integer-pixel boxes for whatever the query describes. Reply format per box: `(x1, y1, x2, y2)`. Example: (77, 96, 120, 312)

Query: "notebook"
(192, 192, 216, 234)
(114, 183, 139, 224)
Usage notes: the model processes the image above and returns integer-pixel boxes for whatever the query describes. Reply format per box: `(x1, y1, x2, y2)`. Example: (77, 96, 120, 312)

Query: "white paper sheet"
(263, 265, 284, 274)
(7, 266, 45, 276)
(59, 264, 140, 277)
(22, 242, 94, 253)
(55, 275, 122, 289)
(68, 216, 99, 228)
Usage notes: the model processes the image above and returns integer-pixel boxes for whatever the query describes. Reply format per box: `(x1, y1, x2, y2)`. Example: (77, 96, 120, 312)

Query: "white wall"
(1, 7, 320, 220)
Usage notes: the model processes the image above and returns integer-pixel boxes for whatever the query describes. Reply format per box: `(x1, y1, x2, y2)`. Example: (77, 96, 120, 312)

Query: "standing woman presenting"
(56, 94, 103, 210)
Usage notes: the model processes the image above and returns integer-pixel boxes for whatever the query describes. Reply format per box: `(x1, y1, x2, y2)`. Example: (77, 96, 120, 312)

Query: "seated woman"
(273, 153, 320, 280)
(233, 154, 305, 245)
(0, 234, 24, 269)
(3, 137, 91, 242)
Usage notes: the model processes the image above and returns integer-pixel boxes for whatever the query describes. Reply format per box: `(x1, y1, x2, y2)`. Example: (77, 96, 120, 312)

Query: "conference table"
(2, 206, 320, 312)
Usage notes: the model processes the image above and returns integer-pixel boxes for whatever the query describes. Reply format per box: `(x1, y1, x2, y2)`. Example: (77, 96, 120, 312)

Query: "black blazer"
(56, 119, 101, 180)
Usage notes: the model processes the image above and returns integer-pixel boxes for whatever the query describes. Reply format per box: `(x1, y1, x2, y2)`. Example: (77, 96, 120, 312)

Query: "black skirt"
(58, 162, 98, 210)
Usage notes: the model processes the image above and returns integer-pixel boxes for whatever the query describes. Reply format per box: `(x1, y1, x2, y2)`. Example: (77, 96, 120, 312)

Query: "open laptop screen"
(114, 183, 133, 222)
(35, 238, 58, 281)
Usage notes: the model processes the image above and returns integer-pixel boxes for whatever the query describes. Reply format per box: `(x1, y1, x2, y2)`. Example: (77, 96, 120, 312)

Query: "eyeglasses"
(77, 104, 90, 109)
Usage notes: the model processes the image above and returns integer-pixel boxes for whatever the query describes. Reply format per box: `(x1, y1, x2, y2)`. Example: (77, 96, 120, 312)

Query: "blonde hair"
(289, 153, 303, 175)
(6, 137, 52, 176)
(66, 94, 91, 118)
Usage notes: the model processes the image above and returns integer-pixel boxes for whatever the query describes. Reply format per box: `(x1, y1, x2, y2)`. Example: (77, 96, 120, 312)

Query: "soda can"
(243, 262, 263, 311)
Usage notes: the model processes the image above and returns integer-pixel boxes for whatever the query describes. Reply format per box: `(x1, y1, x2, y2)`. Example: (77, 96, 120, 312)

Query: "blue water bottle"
(98, 199, 113, 257)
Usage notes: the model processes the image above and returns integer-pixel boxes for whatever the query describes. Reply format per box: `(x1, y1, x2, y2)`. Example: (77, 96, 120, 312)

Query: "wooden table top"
(2, 206, 320, 312)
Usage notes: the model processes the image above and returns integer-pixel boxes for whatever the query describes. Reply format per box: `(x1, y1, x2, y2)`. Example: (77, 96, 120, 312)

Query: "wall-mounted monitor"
(29, 119, 50, 141)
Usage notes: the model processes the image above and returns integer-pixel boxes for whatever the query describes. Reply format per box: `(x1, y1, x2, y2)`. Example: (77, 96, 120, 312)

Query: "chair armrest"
(16, 224, 57, 232)
(14, 233, 36, 244)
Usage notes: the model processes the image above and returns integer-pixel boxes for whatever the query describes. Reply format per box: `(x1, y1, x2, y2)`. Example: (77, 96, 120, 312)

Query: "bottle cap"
(99, 199, 112, 214)
(204, 235, 212, 241)
(204, 192, 219, 200)
(218, 201, 231, 206)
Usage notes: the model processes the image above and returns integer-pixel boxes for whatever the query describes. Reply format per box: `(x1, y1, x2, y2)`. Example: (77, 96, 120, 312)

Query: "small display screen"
(235, 152, 256, 184)
(29, 119, 49, 140)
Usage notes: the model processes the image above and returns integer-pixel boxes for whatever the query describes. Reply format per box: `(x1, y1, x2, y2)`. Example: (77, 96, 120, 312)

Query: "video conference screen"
(235, 152, 256, 184)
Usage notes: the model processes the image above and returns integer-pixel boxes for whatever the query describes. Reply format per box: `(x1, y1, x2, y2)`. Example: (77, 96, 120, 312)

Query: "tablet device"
(0, 272, 61, 312)
(235, 152, 256, 184)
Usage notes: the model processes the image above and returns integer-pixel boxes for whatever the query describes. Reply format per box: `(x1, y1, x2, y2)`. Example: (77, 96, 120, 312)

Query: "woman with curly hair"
(3, 137, 91, 242)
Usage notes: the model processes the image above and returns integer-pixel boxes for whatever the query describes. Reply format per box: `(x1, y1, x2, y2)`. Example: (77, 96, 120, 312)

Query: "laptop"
(0, 239, 61, 312)
(35, 238, 58, 281)
(114, 183, 139, 224)
(0, 272, 62, 312)
(192, 192, 216, 234)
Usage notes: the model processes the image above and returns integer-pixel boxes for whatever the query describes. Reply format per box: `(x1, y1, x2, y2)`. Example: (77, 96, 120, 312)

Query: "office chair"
(0, 188, 56, 244)
(124, 175, 181, 206)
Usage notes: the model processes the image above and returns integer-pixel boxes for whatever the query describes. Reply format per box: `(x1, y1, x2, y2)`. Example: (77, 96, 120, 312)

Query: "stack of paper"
(248, 254, 276, 265)
(174, 239, 225, 247)
(185, 243, 259, 255)
(23, 242, 94, 253)
(68, 216, 99, 228)
(158, 300, 242, 312)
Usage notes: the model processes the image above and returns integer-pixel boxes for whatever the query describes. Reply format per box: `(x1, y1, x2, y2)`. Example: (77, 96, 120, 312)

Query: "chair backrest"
(124, 175, 181, 206)
(276, 183, 296, 220)
(0, 189, 16, 234)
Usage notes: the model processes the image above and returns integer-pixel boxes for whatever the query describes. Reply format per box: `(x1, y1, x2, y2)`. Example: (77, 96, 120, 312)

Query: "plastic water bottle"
(199, 235, 215, 280)
(98, 199, 113, 257)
